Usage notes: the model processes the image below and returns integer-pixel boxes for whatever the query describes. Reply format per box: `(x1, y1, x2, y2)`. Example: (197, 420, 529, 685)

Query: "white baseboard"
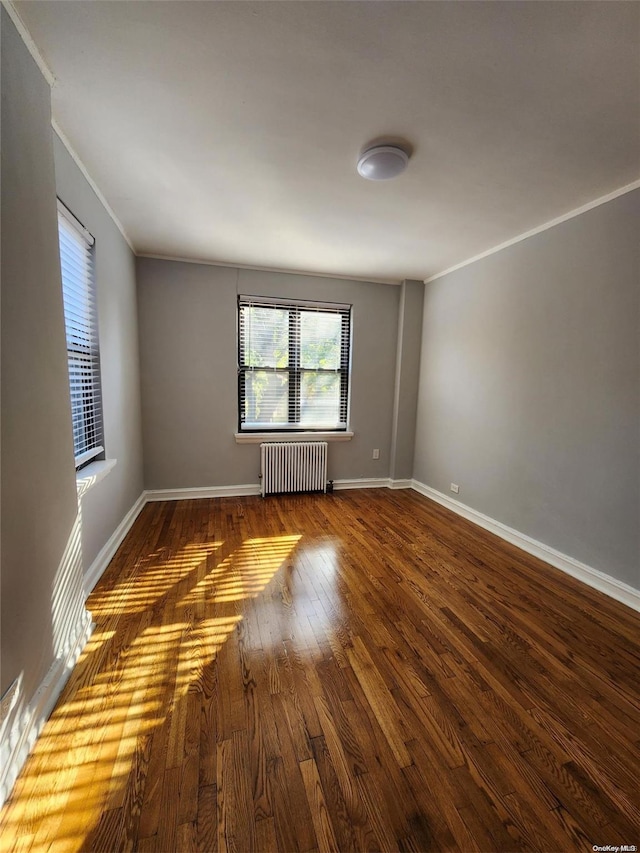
(411, 480, 640, 613)
(333, 478, 390, 490)
(144, 484, 262, 502)
(83, 492, 147, 596)
(145, 480, 398, 498)
(389, 479, 412, 490)
(0, 609, 93, 808)
(144, 479, 408, 498)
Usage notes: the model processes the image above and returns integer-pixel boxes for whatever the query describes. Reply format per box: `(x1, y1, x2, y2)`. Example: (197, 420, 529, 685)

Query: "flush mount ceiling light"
(357, 145, 409, 181)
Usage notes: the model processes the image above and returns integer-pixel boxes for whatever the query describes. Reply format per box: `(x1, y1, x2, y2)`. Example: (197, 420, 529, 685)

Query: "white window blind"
(57, 202, 104, 469)
(238, 295, 351, 431)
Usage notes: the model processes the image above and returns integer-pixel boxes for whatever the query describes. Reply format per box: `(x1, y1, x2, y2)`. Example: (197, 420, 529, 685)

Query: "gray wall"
(413, 190, 640, 589)
(137, 259, 400, 488)
(1, 10, 85, 702)
(390, 280, 424, 481)
(53, 136, 144, 573)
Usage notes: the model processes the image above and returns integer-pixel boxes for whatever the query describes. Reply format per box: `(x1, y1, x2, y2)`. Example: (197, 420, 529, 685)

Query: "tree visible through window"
(238, 296, 351, 431)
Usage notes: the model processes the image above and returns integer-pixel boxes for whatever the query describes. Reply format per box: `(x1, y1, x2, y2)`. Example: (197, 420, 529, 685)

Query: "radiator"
(260, 442, 328, 497)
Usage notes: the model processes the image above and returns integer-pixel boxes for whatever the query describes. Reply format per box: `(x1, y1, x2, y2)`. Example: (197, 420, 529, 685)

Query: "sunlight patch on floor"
(0, 532, 302, 852)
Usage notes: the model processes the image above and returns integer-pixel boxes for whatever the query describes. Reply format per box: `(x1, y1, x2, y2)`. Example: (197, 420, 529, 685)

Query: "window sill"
(76, 458, 117, 498)
(235, 431, 354, 444)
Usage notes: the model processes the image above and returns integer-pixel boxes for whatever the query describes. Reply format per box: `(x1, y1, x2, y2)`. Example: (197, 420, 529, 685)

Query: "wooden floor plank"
(299, 758, 340, 853)
(1, 489, 638, 852)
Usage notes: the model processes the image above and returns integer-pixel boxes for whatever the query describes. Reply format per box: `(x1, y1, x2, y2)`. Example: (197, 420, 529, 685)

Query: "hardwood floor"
(1, 489, 639, 852)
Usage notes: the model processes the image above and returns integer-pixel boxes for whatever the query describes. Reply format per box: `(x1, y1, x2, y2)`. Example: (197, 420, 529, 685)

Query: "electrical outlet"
(450, 483, 459, 494)
(372, 449, 380, 460)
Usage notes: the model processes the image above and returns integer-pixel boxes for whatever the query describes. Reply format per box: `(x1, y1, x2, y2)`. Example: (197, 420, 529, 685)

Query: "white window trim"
(74, 445, 105, 470)
(235, 431, 353, 444)
(238, 294, 352, 434)
(76, 458, 117, 498)
(58, 199, 104, 469)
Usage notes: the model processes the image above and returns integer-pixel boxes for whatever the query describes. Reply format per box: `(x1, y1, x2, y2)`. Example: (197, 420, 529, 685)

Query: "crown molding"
(425, 178, 640, 284)
(1, 0, 137, 254)
(5, 0, 636, 290)
(52, 121, 136, 254)
(2, 0, 55, 86)
(136, 253, 400, 286)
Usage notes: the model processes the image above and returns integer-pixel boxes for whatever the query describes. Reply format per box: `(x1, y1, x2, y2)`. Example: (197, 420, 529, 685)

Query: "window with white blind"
(57, 201, 104, 469)
(238, 295, 351, 432)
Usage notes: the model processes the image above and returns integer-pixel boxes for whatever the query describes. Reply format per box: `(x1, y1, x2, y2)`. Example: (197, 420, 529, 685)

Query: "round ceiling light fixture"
(357, 144, 409, 181)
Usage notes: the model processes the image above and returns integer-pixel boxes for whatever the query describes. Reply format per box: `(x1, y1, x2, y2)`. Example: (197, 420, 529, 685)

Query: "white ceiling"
(15, 1, 640, 283)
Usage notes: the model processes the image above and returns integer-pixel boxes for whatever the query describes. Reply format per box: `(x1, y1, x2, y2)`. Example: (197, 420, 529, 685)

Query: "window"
(57, 201, 104, 469)
(238, 295, 351, 432)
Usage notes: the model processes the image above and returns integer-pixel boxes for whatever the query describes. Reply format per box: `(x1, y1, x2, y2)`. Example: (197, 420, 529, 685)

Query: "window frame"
(237, 295, 352, 434)
(57, 199, 104, 470)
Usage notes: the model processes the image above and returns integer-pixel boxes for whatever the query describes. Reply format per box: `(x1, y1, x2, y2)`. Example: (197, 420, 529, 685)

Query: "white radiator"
(260, 442, 328, 497)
